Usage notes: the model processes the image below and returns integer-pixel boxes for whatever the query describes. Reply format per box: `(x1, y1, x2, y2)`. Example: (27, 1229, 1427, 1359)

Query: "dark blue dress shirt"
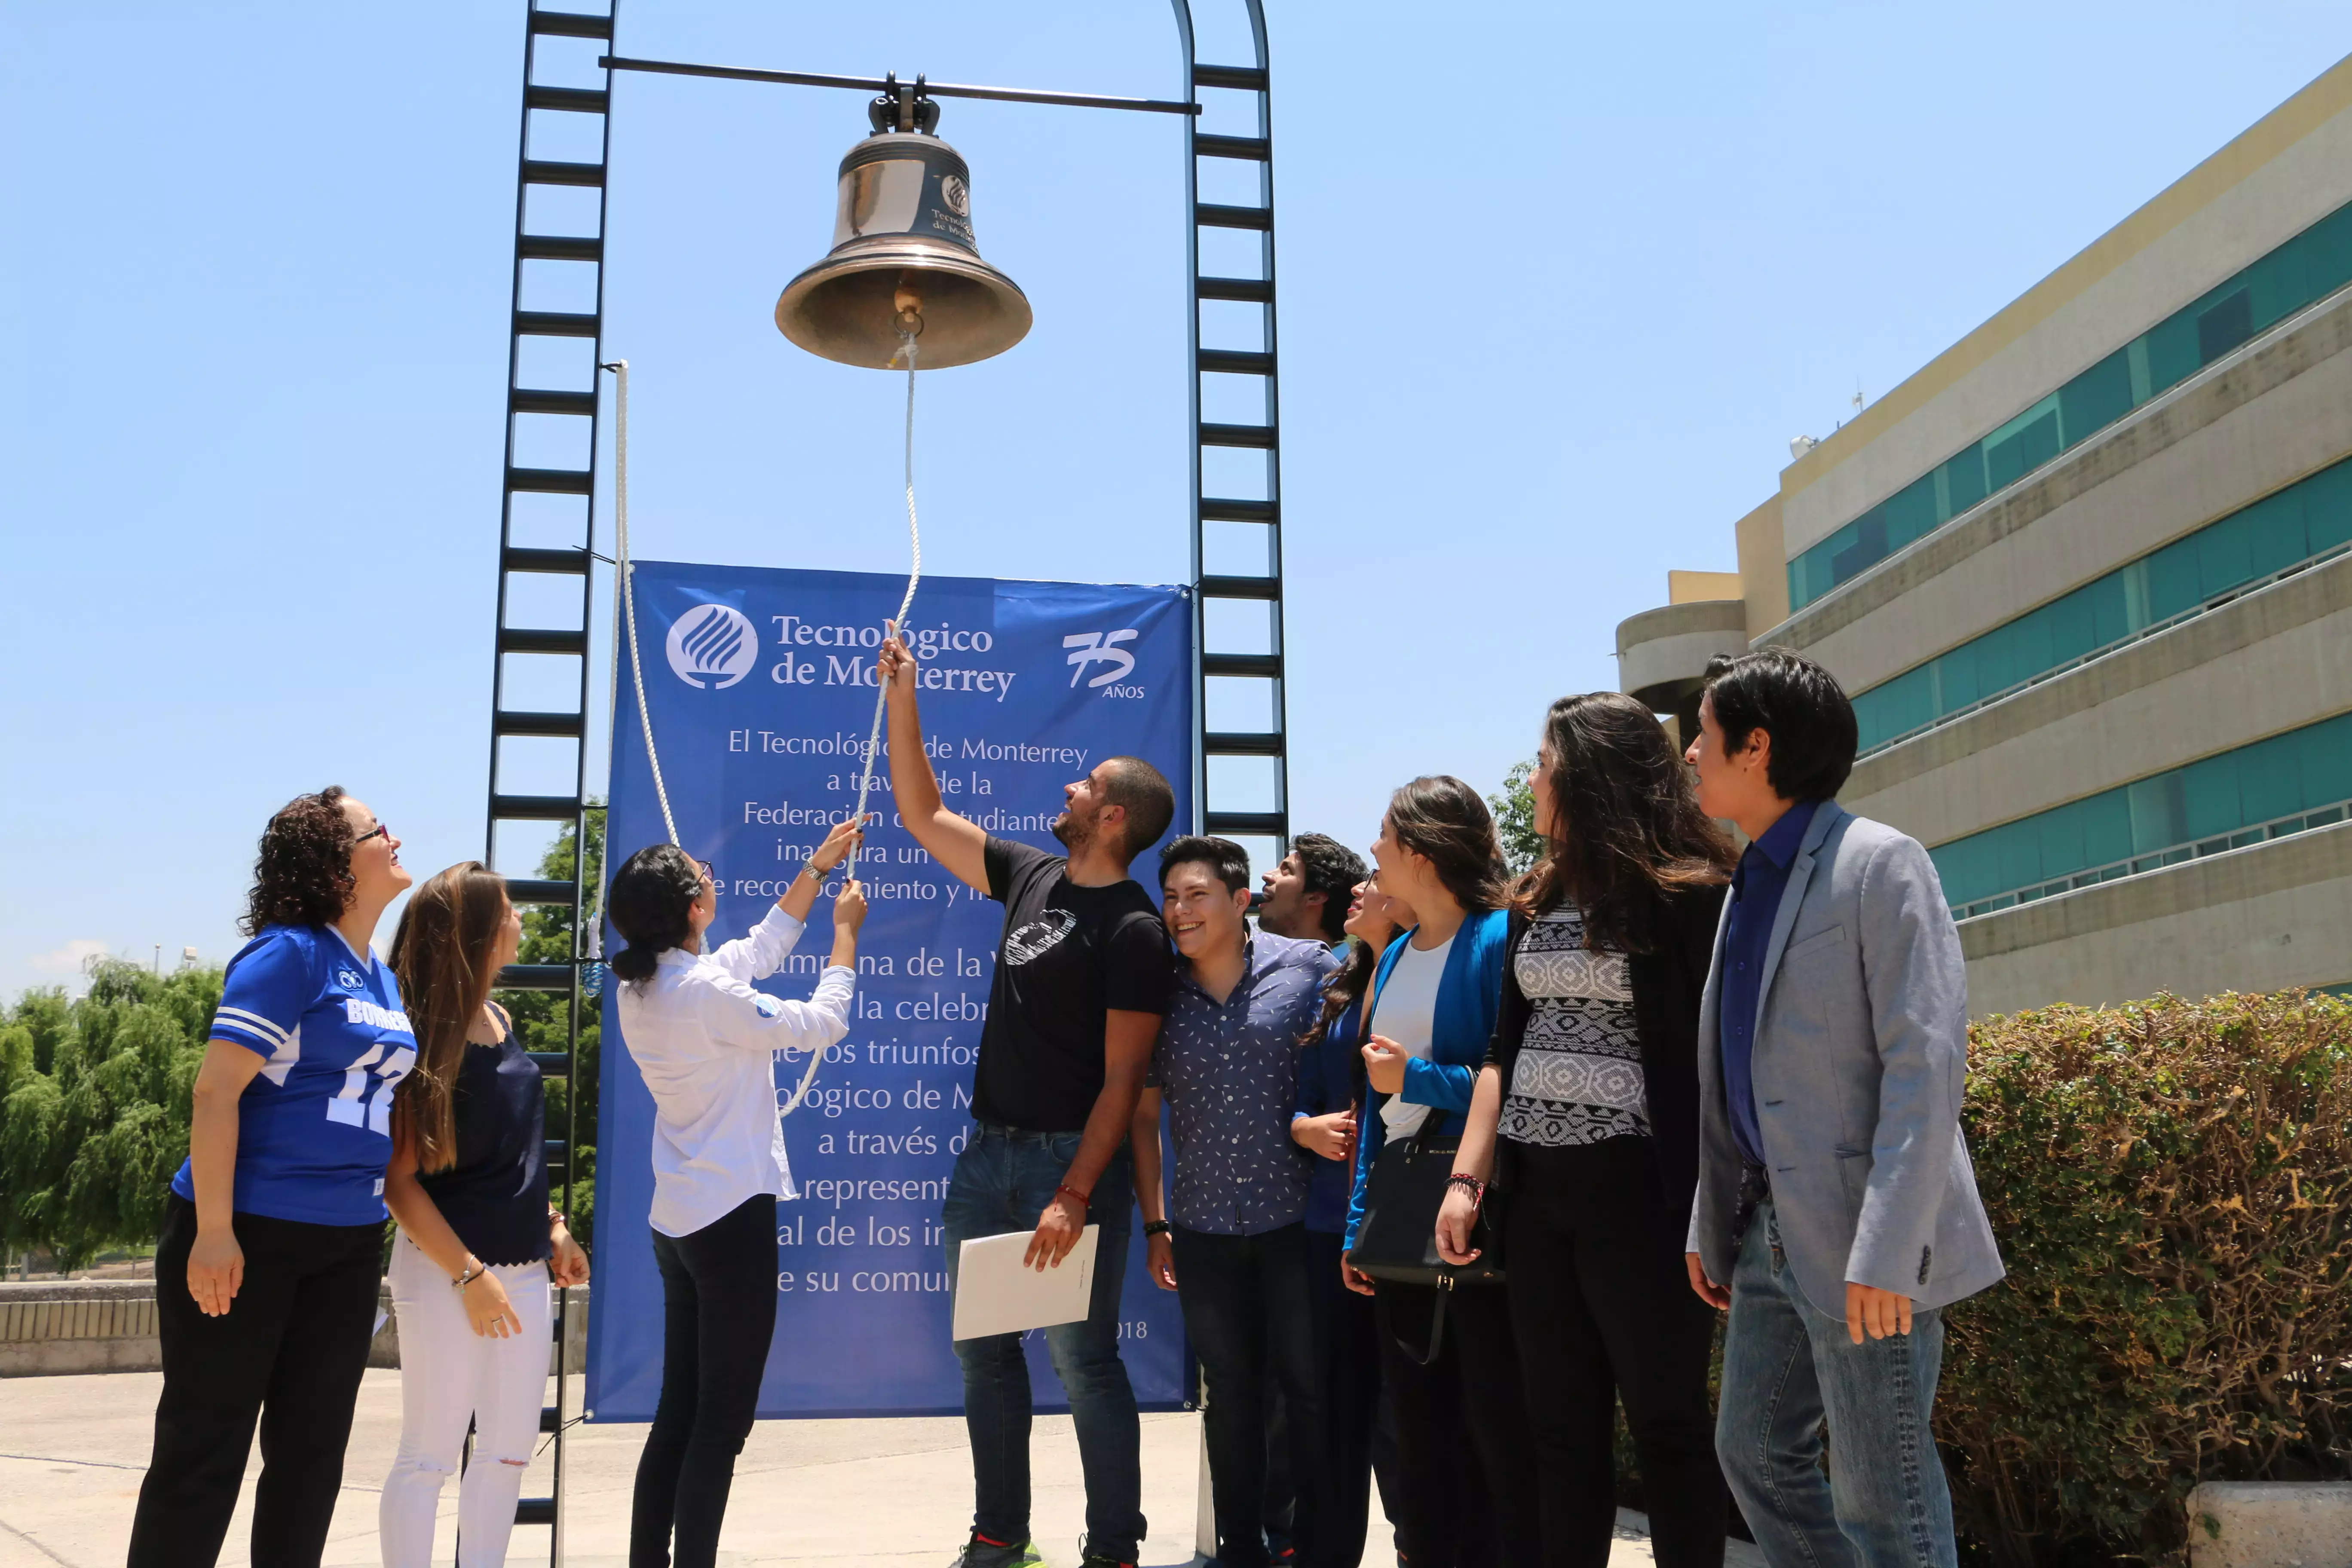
(1150, 931, 1338, 1235)
(1293, 991, 1362, 1234)
(1719, 799, 1821, 1168)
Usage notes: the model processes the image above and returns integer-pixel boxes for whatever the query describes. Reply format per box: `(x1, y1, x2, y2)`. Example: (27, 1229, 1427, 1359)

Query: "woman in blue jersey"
(130, 787, 417, 1568)
(378, 862, 591, 1568)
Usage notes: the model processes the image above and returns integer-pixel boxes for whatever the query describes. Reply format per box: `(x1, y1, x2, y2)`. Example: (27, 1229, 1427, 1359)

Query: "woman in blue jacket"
(1341, 776, 1539, 1566)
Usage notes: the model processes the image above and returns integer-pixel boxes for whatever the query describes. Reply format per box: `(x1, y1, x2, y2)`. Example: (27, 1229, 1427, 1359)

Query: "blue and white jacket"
(1341, 906, 1511, 1251)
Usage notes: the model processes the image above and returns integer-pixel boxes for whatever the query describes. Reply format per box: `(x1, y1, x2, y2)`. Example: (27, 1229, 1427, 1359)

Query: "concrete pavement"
(0, 1369, 1686, 1567)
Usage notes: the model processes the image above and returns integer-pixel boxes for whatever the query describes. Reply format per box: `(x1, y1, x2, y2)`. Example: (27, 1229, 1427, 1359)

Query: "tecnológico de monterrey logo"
(666, 603, 758, 690)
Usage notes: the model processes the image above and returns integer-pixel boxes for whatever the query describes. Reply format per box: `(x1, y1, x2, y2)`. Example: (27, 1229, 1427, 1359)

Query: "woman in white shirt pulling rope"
(606, 818, 865, 1568)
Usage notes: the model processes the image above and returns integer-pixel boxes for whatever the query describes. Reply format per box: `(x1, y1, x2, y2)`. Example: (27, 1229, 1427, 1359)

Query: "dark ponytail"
(607, 844, 704, 983)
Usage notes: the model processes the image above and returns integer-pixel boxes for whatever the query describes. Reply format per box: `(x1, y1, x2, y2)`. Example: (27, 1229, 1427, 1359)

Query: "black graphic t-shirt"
(974, 836, 1175, 1132)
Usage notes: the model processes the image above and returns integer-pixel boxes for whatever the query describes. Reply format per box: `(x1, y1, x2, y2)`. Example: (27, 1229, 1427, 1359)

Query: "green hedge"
(1942, 989, 2352, 1563)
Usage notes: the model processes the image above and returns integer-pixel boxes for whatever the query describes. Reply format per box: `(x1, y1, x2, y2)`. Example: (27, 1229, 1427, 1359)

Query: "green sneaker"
(952, 1531, 1042, 1568)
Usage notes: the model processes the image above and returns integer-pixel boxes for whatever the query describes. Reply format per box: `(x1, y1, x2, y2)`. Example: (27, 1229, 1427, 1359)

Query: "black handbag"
(1344, 1121, 1504, 1366)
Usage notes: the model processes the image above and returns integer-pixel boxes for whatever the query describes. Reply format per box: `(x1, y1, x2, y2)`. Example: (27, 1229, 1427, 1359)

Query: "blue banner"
(588, 562, 1194, 1421)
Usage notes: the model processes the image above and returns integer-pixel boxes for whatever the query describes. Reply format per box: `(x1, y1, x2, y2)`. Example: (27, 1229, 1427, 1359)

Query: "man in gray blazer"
(1681, 650, 2001, 1568)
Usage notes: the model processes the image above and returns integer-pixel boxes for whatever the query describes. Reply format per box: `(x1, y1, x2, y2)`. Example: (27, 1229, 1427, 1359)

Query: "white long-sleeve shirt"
(616, 904, 853, 1237)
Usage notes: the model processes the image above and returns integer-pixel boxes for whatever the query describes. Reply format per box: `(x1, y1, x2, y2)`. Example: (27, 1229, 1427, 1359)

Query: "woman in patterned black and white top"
(1436, 692, 1736, 1568)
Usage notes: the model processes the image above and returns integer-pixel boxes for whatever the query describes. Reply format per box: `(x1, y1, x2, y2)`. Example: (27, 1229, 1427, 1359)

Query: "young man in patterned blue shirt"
(1132, 836, 1341, 1568)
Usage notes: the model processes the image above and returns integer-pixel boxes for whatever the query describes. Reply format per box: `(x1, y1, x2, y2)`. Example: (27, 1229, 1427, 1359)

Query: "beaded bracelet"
(1444, 1173, 1486, 1205)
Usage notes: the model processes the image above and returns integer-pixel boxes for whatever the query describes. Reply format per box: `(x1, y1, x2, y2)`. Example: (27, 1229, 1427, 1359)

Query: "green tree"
(1490, 759, 1544, 875)
(0, 960, 215, 1271)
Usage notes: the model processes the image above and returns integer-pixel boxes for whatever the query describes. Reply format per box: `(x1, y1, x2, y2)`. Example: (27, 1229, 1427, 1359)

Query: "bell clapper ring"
(889, 281, 925, 366)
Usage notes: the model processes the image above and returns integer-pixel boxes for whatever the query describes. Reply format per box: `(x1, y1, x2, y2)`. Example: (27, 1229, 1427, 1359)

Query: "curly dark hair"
(1515, 692, 1735, 951)
(608, 844, 707, 983)
(240, 787, 358, 936)
(1291, 832, 1369, 943)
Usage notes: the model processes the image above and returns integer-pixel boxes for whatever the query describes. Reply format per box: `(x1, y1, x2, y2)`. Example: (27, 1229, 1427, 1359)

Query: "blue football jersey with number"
(169, 925, 418, 1226)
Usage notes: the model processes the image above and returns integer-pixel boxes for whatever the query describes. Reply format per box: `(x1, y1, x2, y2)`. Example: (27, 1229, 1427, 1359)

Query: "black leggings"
(631, 1194, 781, 1568)
(1373, 1278, 1539, 1567)
(128, 1195, 382, 1568)
(1501, 1139, 1725, 1568)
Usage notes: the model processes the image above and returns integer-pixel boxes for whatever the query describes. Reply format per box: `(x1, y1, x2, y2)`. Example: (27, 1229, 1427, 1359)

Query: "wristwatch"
(1142, 1219, 1172, 1238)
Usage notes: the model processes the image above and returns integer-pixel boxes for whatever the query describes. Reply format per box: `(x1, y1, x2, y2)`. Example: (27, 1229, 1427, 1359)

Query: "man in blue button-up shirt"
(1718, 797, 1821, 1167)
(1132, 836, 1337, 1568)
(1684, 650, 2001, 1568)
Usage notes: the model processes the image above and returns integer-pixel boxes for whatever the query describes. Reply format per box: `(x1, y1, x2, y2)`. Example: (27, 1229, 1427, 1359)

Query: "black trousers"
(127, 1194, 383, 1568)
(1307, 1228, 1403, 1567)
(1500, 1139, 1725, 1568)
(631, 1194, 781, 1568)
(1373, 1277, 1539, 1567)
(1173, 1222, 1327, 1568)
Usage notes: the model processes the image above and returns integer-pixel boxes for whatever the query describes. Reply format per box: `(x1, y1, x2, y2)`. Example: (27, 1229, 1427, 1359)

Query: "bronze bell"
(775, 79, 1032, 370)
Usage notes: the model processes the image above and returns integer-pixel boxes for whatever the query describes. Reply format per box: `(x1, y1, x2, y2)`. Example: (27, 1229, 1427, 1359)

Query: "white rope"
(608, 358, 680, 850)
(780, 330, 923, 1118)
(598, 343, 922, 1118)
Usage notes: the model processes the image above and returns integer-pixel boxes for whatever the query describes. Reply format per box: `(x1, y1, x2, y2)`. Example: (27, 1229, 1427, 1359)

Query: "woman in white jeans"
(379, 863, 590, 1568)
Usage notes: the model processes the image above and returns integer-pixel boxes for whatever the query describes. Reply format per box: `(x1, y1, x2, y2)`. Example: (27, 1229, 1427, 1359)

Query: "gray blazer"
(1685, 802, 2003, 1317)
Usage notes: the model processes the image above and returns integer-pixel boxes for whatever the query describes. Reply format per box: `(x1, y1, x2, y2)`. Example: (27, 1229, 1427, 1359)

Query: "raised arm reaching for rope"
(879, 633, 990, 892)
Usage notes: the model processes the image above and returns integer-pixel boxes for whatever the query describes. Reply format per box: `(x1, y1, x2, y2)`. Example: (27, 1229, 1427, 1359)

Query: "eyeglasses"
(695, 859, 715, 882)
(354, 823, 390, 846)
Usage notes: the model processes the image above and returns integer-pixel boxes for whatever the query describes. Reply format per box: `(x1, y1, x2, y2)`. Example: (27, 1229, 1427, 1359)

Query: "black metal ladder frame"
(481, 4, 619, 1559)
(1172, 2, 1290, 851)
(476, 3, 1286, 1557)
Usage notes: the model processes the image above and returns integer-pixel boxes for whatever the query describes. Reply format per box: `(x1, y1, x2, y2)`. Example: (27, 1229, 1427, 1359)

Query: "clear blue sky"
(6, 2, 2350, 999)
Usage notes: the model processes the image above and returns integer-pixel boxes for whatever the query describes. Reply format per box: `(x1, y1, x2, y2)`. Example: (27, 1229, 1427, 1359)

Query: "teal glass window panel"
(2306, 462, 2352, 552)
(2035, 805, 2088, 881)
(1937, 642, 1984, 710)
(2180, 752, 2243, 840)
(2042, 587, 2101, 668)
(1883, 475, 1940, 552)
(1829, 509, 1888, 583)
(2142, 309, 2203, 395)
(1995, 824, 2045, 893)
(2237, 729, 2306, 824)
(2086, 573, 2133, 647)
(2081, 793, 2134, 867)
(1942, 449, 1987, 515)
(2143, 536, 2205, 622)
(1935, 836, 1996, 908)
(2300, 715, 2352, 800)
(2239, 489, 2309, 579)
(2196, 287, 2255, 364)
(2058, 350, 2133, 448)
(1854, 666, 1934, 751)
(1985, 405, 2061, 492)
(2194, 511, 2257, 597)
(2129, 773, 2188, 853)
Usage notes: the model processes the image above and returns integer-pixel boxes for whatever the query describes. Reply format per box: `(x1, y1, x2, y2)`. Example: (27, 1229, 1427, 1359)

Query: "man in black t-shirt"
(878, 633, 1176, 1568)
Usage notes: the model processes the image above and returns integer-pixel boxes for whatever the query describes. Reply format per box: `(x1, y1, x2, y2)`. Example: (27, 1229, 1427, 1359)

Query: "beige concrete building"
(1619, 55, 2352, 1016)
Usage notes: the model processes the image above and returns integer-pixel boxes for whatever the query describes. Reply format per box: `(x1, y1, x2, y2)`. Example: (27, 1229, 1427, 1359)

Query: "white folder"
(951, 1225, 1100, 1341)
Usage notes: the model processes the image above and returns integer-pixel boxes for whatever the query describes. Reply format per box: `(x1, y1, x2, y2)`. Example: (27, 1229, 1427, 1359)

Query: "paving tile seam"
(0, 1514, 79, 1568)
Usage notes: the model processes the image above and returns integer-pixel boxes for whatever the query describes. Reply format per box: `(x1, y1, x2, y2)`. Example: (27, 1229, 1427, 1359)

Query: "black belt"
(1733, 1164, 1770, 1245)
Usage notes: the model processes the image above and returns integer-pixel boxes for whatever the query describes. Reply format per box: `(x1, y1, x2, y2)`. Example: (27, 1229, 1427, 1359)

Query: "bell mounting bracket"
(868, 72, 942, 136)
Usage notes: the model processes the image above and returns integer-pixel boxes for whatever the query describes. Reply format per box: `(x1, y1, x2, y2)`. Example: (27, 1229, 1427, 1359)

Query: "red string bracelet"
(1054, 1183, 1091, 1210)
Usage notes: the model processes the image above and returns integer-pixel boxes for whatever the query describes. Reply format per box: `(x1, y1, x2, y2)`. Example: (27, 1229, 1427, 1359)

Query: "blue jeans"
(943, 1125, 1142, 1561)
(1715, 1200, 1957, 1568)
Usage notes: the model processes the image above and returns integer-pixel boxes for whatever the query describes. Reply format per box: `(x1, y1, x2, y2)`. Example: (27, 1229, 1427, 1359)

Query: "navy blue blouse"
(416, 1014, 550, 1266)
